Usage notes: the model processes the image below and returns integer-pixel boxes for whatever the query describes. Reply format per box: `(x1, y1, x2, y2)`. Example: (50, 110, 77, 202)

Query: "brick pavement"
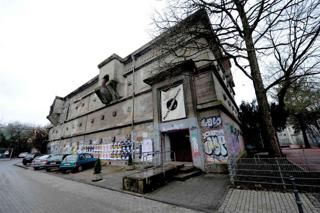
(219, 189, 320, 213)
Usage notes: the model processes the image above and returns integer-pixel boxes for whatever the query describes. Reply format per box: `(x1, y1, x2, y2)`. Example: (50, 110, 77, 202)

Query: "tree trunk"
(297, 115, 311, 148)
(247, 43, 282, 156)
(236, 2, 282, 156)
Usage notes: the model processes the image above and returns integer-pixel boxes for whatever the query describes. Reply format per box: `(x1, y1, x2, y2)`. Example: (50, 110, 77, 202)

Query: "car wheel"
(23, 162, 27, 166)
(46, 168, 50, 172)
(33, 167, 38, 170)
(77, 166, 83, 172)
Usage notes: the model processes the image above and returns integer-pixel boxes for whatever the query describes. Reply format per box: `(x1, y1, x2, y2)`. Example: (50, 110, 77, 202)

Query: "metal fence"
(228, 157, 320, 191)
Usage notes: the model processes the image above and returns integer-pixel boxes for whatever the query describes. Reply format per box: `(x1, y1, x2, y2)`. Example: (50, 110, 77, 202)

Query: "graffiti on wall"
(224, 124, 241, 157)
(201, 115, 228, 163)
(49, 142, 59, 154)
(200, 116, 222, 128)
(79, 140, 134, 160)
(190, 129, 200, 158)
(203, 129, 228, 162)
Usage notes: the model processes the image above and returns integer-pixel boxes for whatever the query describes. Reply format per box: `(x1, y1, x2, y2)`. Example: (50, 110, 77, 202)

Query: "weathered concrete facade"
(47, 10, 244, 172)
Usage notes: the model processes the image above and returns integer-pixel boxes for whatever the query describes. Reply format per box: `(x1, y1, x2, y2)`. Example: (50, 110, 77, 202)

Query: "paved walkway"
(15, 160, 229, 212)
(1, 160, 199, 213)
(219, 189, 320, 213)
(14, 160, 320, 212)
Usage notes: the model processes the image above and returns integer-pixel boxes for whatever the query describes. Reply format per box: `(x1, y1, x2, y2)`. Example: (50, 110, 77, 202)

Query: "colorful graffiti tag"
(224, 124, 241, 157)
(203, 129, 228, 162)
(190, 130, 200, 158)
(201, 115, 229, 163)
(200, 116, 222, 128)
(79, 140, 134, 160)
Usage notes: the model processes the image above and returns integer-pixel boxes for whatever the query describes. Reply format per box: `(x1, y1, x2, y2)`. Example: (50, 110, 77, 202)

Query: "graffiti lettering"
(203, 129, 228, 162)
(191, 133, 200, 158)
(201, 116, 222, 128)
(225, 124, 241, 157)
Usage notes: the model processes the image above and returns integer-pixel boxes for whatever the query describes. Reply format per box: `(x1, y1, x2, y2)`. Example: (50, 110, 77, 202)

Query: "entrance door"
(167, 129, 192, 162)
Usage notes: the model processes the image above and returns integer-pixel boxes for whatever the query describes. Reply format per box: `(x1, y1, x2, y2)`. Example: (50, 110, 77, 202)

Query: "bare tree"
(153, 0, 320, 156)
(263, 0, 320, 110)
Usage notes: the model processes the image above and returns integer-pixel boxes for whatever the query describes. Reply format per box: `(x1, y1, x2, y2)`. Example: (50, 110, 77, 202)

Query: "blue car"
(59, 153, 97, 173)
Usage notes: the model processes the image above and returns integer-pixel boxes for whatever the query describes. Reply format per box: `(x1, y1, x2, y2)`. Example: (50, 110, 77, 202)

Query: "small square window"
(91, 119, 95, 124)
(112, 111, 117, 117)
(101, 115, 105, 120)
(223, 94, 227, 101)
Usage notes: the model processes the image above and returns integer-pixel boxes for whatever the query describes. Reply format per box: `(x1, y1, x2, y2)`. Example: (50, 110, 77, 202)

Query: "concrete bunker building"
(47, 10, 245, 173)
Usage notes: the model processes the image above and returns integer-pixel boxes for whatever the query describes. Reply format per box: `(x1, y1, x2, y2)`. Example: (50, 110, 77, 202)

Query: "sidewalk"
(50, 165, 229, 212)
(14, 161, 228, 212)
(14, 161, 320, 213)
(219, 188, 320, 213)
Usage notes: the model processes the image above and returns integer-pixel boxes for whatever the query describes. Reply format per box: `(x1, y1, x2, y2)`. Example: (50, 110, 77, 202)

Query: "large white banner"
(161, 84, 186, 122)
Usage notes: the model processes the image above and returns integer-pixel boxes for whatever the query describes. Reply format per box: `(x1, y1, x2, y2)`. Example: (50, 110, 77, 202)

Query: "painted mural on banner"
(201, 116, 228, 163)
(79, 140, 134, 160)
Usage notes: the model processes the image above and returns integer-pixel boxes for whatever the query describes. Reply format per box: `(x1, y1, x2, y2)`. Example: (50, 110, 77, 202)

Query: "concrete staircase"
(173, 165, 202, 181)
(123, 162, 201, 194)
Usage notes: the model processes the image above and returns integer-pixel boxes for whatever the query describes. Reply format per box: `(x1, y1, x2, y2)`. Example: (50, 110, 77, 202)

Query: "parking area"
(3, 159, 199, 213)
(14, 157, 229, 213)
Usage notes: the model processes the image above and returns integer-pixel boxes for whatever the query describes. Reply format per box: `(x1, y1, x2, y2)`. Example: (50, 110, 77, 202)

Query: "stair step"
(178, 165, 196, 173)
(165, 162, 185, 169)
(173, 170, 202, 181)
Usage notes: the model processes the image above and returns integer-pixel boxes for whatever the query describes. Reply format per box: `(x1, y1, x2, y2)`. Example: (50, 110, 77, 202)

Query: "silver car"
(32, 155, 51, 170)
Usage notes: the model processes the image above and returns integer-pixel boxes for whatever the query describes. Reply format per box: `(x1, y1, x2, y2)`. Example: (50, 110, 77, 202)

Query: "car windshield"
(38, 155, 49, 160)
(63, 155, 77, 162)
(49, 155, 64, 161)
(26, 154, 34, 158)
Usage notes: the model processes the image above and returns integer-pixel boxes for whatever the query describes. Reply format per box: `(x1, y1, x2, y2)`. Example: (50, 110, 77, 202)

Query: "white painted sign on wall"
(142, 139, 153, 161)
(161, 84, 186, 122)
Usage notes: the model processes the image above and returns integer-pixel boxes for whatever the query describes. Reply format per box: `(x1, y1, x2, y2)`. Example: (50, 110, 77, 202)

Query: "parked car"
(32, 155, 52, 170)
(45, 154, 69, 172)
(59, 153, 97, 173)
(18, 152, 28, 158)
(22, 153, 42, 165)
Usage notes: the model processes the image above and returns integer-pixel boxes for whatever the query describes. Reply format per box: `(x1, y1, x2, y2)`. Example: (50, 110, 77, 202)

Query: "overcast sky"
(0, 0, 255, 126)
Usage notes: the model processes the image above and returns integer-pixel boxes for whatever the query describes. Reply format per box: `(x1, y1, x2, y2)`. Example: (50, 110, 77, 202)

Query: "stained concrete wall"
(47, 15, 241, 173)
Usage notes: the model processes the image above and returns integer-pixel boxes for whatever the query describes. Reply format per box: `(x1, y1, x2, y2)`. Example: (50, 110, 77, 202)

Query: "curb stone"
(14, 163, 29, 169)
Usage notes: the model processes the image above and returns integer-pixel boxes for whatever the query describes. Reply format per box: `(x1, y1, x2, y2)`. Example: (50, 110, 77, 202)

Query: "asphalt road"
(0, 159, 200, 213)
